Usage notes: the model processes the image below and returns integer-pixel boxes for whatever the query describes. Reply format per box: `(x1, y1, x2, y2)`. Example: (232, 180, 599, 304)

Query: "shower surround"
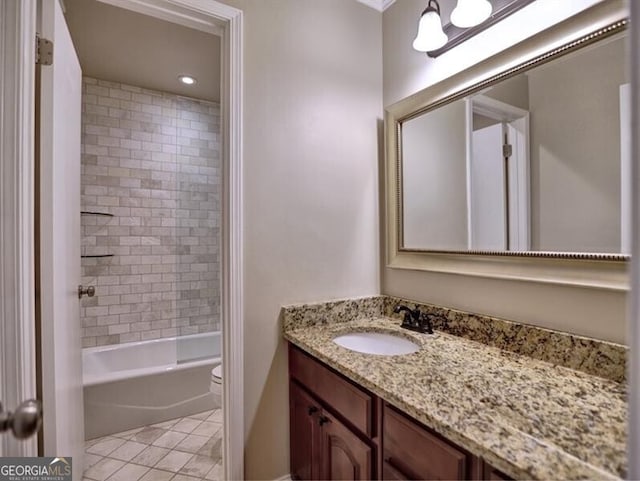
(80, 77, 220, 347)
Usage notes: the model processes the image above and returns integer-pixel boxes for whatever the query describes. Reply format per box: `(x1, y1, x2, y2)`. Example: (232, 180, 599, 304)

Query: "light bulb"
(412, 4, 448, 52)
(178, 75, 196, 85)
(450, 0, 492, 28)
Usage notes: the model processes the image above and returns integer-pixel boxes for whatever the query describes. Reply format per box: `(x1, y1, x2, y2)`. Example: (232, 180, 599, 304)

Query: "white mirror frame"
(385, 0, 629, 291)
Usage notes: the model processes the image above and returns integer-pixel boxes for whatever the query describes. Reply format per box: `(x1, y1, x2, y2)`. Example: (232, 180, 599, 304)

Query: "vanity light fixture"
(450, 0, 493, 28)
(178, 75, 197, 85)
(418, 0, 536, 58)
(412, 0, 448, 52)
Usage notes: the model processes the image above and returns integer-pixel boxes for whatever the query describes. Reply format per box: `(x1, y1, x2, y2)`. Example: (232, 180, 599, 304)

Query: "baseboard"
(273, 475, 292, 481)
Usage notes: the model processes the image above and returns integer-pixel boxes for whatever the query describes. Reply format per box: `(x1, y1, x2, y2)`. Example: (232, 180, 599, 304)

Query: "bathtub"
(83, 331, 220, 440)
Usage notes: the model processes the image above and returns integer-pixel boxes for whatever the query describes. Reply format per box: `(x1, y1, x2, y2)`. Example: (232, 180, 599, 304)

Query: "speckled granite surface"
(383, 296, 628, 383)
(282, 295, 627, 383)
(284, 317, 627, 480)
(282, 295, 384, 331)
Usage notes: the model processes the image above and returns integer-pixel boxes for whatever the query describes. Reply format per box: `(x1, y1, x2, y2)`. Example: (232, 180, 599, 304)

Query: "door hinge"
(36, 36, 53, 66)
(503, 143, 513, 158)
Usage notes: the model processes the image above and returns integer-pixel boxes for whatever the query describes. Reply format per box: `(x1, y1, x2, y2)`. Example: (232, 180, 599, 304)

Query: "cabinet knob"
(307, 406, 318, 416)
(318, 415, 330, 426)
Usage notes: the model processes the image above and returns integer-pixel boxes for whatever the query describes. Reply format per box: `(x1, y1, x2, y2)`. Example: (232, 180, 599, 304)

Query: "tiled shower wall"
(80, 77, 220, 348)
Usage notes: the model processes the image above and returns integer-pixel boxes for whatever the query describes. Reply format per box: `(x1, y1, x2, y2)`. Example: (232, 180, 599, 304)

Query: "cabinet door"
(290, 382, 321, 480)
(320, 411, 373, 480)
(384, 405, 468, 480)
(382, 459, 408, 480)
(482, 461, 513, 481)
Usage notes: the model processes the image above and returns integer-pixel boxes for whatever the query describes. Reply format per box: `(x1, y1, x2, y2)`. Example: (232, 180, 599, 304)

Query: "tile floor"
(83, 409, 223, 481)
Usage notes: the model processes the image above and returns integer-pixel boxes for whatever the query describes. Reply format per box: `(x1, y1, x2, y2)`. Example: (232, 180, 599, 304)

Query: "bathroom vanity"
(283, 3, 630, 479)
(289, 344, 510, 480)
(282, 296, 627, 481)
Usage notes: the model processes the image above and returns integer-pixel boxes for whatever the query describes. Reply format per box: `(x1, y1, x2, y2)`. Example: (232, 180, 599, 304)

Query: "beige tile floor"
(83, 409, 223, 481)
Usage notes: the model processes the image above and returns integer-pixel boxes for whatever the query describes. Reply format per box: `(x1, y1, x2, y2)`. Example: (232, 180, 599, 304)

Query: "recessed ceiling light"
(178, 75, 196, 85)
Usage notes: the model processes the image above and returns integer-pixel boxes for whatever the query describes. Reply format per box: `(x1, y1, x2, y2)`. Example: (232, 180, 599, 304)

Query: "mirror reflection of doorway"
(466, 95, 530, 251)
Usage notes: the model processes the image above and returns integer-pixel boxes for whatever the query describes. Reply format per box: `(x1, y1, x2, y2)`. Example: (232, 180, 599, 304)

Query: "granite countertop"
(284, 316, 627, 480)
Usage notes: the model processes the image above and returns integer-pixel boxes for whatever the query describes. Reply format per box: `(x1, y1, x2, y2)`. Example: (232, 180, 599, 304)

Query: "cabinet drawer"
(482, 461, 513, 481)
(384, 405, 468, 480)
(289, 345, 374, 437)
(382, 460, 408, 480)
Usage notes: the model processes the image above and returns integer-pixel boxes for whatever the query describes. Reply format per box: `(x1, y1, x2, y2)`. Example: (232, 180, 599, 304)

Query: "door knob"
(0, 399, 42, 439)
(78, 285, 96, 299)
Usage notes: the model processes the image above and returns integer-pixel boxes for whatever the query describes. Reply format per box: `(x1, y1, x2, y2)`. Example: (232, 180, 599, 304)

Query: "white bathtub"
(83, 332, 220, 440)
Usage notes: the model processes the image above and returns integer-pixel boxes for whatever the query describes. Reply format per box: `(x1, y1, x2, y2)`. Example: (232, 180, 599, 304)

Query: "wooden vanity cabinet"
(320, 409, 373, 480)
(383, 404, 474, 480)
(290, 381, 322, 480)
(289, 382, 373, 481)
(482, 462, 513, 481)
(289, 346, 376, 480)
(288, 343, 512, 481)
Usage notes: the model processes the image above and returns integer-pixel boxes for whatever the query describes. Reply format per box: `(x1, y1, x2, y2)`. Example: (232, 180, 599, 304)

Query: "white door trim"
(0, 0, 38, 457)
(0, 0, 244, 476)
(628, 2, 640, 478)
(101, 2, 245, 479)
(505, 116, 530, 251)
(95, 0, 224, 35)
(465, 95, 531, 251)
(620, 83, 631, 254)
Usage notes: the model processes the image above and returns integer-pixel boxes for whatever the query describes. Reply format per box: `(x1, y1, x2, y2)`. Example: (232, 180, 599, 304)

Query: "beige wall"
(229, 0, 628, 478)
(403, 100, 468, 249)
(483, 74, 530, 111)
(383, 0, 627, 347)
(529, 37, 626, 252)
(218, 0, 382, 478)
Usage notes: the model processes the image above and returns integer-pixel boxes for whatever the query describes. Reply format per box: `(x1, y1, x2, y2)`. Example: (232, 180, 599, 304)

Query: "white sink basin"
(333, 332, 419, 356)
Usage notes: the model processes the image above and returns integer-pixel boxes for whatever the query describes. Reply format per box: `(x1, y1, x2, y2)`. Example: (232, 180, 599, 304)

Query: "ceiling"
(355, 0, 397, 12)
(63, 0, 220, 102)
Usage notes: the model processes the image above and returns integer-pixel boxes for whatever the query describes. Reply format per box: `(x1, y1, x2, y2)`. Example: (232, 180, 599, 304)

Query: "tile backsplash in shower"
(80, 77, 220, 348)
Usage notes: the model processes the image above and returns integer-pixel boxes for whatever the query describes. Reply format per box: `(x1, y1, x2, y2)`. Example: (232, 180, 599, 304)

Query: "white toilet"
(210, 364, 222, 408)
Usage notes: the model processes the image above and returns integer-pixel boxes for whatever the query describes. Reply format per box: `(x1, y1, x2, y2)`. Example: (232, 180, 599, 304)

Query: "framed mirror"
(385, 0, 629, 290)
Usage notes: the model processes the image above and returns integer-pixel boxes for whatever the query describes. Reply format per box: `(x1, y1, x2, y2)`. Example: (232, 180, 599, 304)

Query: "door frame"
(0, 0, 245, 477)
(94, 1, 245, 479)
(629, 2, 640, 478)
(0, 0, 38, 458)
(465, 94, 530, 251)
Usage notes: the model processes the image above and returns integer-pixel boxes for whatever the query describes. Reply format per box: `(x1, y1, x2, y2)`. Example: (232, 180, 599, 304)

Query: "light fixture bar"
(451, 0, 493, 28)
(426, 0, 536, 58)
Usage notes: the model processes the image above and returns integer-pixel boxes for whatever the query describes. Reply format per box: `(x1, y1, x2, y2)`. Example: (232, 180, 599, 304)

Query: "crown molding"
(355, 0, 396, 12)
(382, 0, 396, 11)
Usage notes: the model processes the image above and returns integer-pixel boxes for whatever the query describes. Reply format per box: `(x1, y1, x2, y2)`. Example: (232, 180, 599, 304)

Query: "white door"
(620, 83, 631, 254)
(38, 0, 84, 476)
(470, 123, 507, 250)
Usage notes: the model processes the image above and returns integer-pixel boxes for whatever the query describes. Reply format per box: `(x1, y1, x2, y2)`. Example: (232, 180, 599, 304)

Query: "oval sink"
(333, 332, 419, 356)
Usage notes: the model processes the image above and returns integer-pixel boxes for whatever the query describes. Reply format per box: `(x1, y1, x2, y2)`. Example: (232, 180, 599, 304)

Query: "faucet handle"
(419, 313, 435, 334)
(393, 304, 420, 326)
(400, 311, 414, 326)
